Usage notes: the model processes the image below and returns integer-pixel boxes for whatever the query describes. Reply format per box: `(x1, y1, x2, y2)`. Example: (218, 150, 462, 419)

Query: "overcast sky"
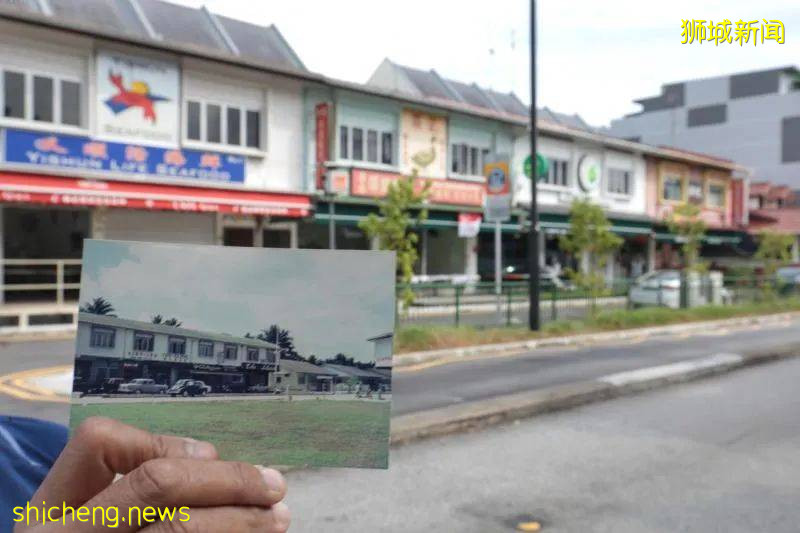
(80, 240, 395, 363)
(171, 0, 799, 126)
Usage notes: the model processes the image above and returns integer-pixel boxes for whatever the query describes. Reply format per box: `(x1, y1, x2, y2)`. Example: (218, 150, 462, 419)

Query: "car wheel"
(135, 390, 142, 395)
(182, 390, 188, 397)
(170, 394, 176, 397)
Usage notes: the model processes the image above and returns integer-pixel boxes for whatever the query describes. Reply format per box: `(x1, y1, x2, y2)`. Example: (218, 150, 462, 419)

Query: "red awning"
(0, 172, 311, 217)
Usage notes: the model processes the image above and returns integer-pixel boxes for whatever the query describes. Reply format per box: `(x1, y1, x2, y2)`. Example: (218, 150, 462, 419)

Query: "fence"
(397, 274, 800, 328)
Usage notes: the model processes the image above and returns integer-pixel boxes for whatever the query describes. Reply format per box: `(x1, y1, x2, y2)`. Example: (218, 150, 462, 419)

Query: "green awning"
(654, 232, 743, 245)
(538, 212, 653, 237)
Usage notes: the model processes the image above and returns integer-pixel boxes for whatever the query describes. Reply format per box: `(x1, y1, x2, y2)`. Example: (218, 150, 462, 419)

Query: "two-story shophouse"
(76, 312, 279, 392)
(0, 0, 317, 304)
(302, 59, 527, 280)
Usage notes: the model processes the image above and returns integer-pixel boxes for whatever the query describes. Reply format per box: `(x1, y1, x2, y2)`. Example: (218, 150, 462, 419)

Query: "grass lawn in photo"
(71, 399, 391, 468)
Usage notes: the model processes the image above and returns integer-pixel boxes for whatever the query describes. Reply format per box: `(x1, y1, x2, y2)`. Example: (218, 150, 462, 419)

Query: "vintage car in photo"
(117, 378, 168, 395)
(167, 379, 208, 397)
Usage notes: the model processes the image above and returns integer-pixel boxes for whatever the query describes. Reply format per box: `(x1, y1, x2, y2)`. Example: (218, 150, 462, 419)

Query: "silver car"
(118, 378, 168, 394)
(629, 270, 682, 308)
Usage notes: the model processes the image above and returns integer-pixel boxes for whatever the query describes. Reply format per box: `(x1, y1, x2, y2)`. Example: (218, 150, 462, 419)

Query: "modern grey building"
(608, 66, 800, 186)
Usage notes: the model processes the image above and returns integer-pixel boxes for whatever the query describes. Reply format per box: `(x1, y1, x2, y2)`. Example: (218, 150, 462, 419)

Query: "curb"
(393, 311, 800, 369)
(389, 344, 800, 446)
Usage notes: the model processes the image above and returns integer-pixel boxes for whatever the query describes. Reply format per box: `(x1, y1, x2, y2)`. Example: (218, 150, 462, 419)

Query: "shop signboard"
(95, 50, 180, 146)
(315, 102, 330, 190)
(577, 153, 602, 193)
(350, 168, 484, 206)
(3, 128, 245, 184)
(399, 109, 448, 179)
(483, 158, 511, 222)
(457, 212, 482, 238)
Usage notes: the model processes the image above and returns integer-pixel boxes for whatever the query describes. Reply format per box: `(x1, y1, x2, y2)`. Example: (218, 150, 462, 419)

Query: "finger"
(140, 503, 291, 533)
(82, 460, 286, 532)
(32, 417, 217, 509)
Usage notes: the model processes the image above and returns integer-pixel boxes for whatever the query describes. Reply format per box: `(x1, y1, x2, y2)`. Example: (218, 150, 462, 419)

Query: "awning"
(0, 172, 312, 217)
(653, 231, 743, 245)
(538, 212, 653, 237)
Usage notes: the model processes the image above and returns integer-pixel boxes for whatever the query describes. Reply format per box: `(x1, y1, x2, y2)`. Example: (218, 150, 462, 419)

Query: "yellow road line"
(0, 364, 72, 403)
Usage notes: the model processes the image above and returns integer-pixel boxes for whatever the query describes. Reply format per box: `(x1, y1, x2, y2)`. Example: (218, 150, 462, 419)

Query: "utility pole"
(528, 0, 540, 330)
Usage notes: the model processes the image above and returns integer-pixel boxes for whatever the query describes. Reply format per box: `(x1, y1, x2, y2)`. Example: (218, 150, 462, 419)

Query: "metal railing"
(1, 258, 82, 304)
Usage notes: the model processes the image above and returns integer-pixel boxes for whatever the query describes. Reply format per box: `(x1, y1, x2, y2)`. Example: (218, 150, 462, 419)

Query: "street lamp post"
(528, 0, 540, 330)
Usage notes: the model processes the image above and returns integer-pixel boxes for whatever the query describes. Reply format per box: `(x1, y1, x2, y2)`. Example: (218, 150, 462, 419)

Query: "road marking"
(597, 353, 743, 387)
(0, 365, 72, 403)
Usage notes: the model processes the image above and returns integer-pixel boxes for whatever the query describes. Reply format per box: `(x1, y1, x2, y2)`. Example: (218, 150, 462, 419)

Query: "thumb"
(29, 417, 217, 510)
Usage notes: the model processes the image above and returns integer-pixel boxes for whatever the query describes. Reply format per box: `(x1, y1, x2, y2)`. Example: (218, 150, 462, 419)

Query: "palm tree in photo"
(80, 297, 116, 316)
(151, 314, 182, 327)
(258, 324, 299, 360)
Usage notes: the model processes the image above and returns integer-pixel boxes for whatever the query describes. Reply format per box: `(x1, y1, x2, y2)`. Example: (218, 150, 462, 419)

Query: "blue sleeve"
(0, 416, 68, 532)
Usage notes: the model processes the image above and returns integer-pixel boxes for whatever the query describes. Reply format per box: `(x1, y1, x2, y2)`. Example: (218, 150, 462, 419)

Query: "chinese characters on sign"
(680, 19, 785, 46)
(400, 110, 448, 179)
(4, 129, 245, 183)
(351, 169, 484, 206)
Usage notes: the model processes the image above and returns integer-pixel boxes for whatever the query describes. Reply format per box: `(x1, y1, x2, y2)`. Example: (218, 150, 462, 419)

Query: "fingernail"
(256, 465, 286, 495)
(183, 438, 217, 459)
(271, 501, 291, 530)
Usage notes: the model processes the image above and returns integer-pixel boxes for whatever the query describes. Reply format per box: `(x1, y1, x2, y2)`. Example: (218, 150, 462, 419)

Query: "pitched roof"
(748, 208, 800, 235)
(279, 359, 335, 375)
(323, 364, 386, 379)
(78, 312, 277, 349)
(0, 0, 308, 74)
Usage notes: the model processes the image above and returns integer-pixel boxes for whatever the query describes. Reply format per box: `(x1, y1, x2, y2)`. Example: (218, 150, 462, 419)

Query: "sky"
(170, 0, 800, 126)
(79, 240, 395, 363)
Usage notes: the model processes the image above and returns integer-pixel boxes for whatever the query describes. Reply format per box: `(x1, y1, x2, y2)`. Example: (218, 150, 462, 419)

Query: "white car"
(629, 270, 682, 308)
(118, 378, 168, 395)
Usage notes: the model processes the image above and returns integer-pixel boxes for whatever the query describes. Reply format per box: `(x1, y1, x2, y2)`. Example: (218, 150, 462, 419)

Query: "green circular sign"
(524, 154, 548, 180)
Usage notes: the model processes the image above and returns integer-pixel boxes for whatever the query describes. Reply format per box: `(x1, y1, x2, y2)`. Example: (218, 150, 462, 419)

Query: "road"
(392, 315, 800, 414)
(285, 355, 800, 532)
(4, 316, 800, 424)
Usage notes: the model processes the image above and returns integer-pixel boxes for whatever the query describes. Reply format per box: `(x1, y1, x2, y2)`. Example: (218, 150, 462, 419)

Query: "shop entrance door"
(223, 228, 254, 247)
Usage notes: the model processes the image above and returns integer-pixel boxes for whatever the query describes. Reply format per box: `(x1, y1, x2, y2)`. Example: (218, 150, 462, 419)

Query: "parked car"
(221, 382, 246, 394)
(167, 379, 207, 397)
(194, 380, 212, 394)
(118, 378, 168, 395)
(101, 377, 125, 394)
(629, 270, 732, 308)
(776, 265, 800, 294)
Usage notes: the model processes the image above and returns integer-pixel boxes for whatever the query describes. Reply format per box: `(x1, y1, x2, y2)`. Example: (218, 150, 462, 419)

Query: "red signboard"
(315, 103, 330, 190)
(731, 178, 744, 227)
(0, 172, 312, 217)
(350, 168, 484, 207)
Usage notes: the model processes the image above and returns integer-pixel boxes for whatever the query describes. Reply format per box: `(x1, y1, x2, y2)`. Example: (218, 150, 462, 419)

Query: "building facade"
(608, 66, 800, 186)
(76, 312, 279, 392)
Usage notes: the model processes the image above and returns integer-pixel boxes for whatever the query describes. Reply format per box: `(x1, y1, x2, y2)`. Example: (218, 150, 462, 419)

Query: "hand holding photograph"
(69, 240, 395, 469)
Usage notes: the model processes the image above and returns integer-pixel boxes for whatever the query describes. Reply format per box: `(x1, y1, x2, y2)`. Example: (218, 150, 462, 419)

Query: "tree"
(79, 297, 116, 316)
(151, 315, 182, 327)
(258, 324, 300, 360)
(359, 171, 431, 311)
(666, 203, 707, 273)
(307, 354, 318, 365)
(558, 198, 623, 305)
(755, 231, 795, 298)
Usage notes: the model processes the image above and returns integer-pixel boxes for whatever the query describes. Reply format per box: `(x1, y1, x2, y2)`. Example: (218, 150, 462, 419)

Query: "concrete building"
(608, 66, 800, 186)
(76, 312, 279, 392)
(274, 358, 335, 393)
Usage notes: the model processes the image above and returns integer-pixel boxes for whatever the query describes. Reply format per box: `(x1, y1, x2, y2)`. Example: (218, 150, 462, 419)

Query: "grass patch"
(395, 298, 800, 353)
(70, 399, 390, 469)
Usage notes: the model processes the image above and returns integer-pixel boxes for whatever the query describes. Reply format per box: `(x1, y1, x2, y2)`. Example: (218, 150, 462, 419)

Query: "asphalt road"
(286, 355, 800, 532)
(392, 316, 800, 415)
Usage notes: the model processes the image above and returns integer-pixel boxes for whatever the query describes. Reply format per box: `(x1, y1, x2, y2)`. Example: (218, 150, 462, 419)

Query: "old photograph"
(70, 240, 394, 469)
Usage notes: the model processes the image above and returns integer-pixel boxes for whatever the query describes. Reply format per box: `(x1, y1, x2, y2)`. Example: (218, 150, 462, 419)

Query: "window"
(663, 176, 683, 201)
(607, 168, 631, 195)
(185, 99, 261, 149)
(168, 336, 186, 356)
(339, 126, 349, 159)
(206, 104, 221, 143)
(2, 70, 81, 126)
(265, 348, 276, 363)
(60, 80, 80, 127)
(542, 158, 569, 187)
(90, 327, 115, 348)
(352, 128, 363, 160)
(3, 71, 24, 118)
(451, 144, 489, 177)
(708, 184, 725, 207)
(33, 76, 53, 122)
(133, 332, 154, 352)
(688, 179, 704, 204)
(226, 107, 241, 145)
(187, 101, 201, 140)
(381, 132, 393, 164)
(367, 129, 378, 162)
(247, 347, 259, 361)
(246, 110, 260, 148)
(298, 374, 306, 385)
(198, 340, 214, 358)
(224, 344, 237, 360)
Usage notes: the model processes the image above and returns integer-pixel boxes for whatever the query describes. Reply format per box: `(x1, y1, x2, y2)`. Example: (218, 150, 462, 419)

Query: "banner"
(95, 50, 180, 146)
(4, 128, 246, 184)
(400, 110, 448, 179)
(350, 168, 484, 206)
(457, 212, 482, 238)
(315, 103, 330, 190)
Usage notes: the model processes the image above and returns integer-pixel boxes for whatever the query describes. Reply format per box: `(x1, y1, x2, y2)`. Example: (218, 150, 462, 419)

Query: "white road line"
(597, 353, 744, 387)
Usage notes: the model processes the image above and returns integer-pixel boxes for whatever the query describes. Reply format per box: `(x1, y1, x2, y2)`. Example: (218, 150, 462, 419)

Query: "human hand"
(15, 417, 289, 532)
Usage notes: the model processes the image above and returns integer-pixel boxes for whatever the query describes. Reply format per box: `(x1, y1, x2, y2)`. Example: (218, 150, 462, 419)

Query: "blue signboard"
(3, 128, 245, 184)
